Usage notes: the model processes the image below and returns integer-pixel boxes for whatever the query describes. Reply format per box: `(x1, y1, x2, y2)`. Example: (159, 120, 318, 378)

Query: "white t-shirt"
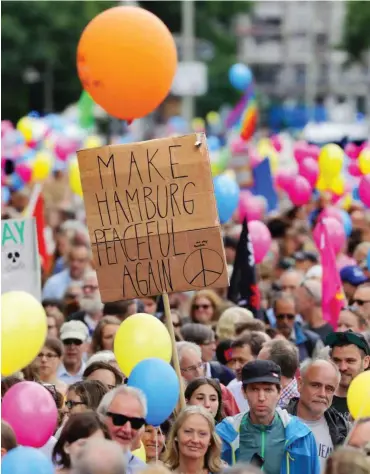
(299, 417, 333, 471)
(227, 380, 249, 412)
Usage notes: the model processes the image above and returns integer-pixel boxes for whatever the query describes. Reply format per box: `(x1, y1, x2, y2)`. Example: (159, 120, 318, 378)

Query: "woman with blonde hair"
(216, 307, 253, 341)
(324, 447, 370, 474)
(189, 290, 223, 328)
(90, 316, 121, 353)
(163, 406, 223, 474)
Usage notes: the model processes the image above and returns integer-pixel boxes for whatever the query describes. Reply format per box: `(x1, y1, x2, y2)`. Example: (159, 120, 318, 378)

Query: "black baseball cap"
(242, 360, 281, 386)
(326, 330, 370, 356)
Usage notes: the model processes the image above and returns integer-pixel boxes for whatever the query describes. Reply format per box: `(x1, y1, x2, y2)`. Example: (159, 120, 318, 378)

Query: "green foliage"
(342, 0, 370, 62)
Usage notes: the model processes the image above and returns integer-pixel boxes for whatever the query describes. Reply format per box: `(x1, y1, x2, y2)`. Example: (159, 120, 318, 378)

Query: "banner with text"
(77, 133, 228, 302)
(1, 217, 41, 300)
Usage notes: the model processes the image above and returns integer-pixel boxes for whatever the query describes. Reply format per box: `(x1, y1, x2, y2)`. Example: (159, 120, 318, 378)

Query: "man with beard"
(68, 270, 103, 337)
(326, 331, 370, 417)
(285, 359, 349, 471)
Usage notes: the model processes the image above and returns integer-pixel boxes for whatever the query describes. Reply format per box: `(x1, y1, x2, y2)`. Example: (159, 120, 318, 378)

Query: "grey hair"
(302, 279, 322, 305)
(86, 351, 116, 368)
(300, 357, 340, 382)
(176, 341, 202, 364)
(97, 385, 147, 418)
(71, 438, 126, 474)
(223, 464, 263, 474)
(271, 291, 296, 312)
(83, 269, 99, 281)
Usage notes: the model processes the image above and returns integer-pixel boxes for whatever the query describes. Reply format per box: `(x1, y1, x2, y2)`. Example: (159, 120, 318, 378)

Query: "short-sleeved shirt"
(299, 417, 333, 471)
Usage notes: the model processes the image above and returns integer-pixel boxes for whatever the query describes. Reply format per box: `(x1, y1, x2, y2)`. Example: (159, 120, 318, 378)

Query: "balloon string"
(155, 428, 159, 463)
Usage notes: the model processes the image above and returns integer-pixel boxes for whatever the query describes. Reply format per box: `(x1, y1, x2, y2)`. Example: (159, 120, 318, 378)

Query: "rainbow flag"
(225, 84, 258, 142)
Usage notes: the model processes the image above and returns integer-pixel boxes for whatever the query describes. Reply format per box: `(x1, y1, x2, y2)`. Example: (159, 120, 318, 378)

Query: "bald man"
(295, 279, 334, 342)
(285, 359, 349, 471)
(71, 438, 127, 474)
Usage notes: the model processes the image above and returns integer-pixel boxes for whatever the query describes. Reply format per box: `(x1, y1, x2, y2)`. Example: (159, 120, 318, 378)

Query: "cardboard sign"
(1, 218, 41, 300)
(77, 133, 228, 302)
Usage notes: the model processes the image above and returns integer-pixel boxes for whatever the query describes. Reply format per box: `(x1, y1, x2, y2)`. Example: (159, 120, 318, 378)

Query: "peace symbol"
(183, 248, 224, 288)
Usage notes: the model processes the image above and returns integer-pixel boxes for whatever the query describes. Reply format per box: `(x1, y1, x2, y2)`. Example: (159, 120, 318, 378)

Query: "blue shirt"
(42, 269, 73, 300)
(57, 361, 86, 385)
(124, 451, 146, 474)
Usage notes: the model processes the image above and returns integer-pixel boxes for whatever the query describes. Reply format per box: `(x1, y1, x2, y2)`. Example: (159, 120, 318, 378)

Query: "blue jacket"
(216, 407, 320, 474)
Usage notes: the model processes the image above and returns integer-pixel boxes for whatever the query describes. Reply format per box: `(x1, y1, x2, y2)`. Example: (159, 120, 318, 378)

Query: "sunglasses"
(351, 299, 370, 306)
(65, 400, 86, 409)
(194, 304, 211, 310)
(106, 412, 145, 430)
(63, 339, 83, 346)
(276, 313, 295, 321)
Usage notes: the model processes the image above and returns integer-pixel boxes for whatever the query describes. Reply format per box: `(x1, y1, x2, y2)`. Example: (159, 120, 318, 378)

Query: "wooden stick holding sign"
(162, 292, 186, 409)
(77, 133, 229, 409)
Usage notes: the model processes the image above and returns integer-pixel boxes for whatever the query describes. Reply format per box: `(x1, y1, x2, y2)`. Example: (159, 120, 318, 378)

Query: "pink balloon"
(270, 135, 282, 152)
(275, 169, 296, 191)
(248, 220, 272, 263)
(319, 206, 342, 223)
(348, 161, 362, 177)
(239, 192, 265, 222)
(358, 175, 370, 207)
(231, 137, 247, 155)
(307, 144, 320, 160)
(249, 149, 261, 168)
(299, 157, 319, 187)
(1, 120, 14, 138)
(313, 217, 346, 255)
(15, 164, 32, 183)
(294, 141, 310, 163)
(2, 381, 57, 448)
(288, 175, 312, 206)
(345, 143, 360, 160)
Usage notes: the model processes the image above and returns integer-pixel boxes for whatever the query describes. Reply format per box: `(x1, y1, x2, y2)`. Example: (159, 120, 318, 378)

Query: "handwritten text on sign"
(77, 134, 228, 302)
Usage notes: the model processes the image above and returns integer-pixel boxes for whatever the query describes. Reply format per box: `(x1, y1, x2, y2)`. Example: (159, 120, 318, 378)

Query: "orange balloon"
(77, 6, 177, 120)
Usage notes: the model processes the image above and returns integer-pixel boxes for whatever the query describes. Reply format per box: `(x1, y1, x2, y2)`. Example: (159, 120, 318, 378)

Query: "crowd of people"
(2, 158, 370, 474)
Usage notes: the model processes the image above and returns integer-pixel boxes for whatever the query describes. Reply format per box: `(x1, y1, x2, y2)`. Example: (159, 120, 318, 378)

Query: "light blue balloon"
(367, 250, 370, 271)
(2, 446, 54, 474)
(228, 63, 252, 91)
(9, 173, 24, 192)
(339, 210, 352, 237)
(128, 358, 179, 426)
(213, 174, 240, 224)
(2, 186, 10, 203)
(168, 116, 188, 133)
(207, 135, 221, 152)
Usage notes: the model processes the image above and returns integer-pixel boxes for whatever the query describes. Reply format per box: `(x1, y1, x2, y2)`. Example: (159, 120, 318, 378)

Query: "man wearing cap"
(216, 360, 319, 474)
(326, 331, 370, 416)
(57, 321, 89, 385)
(340, 265, 368, 302)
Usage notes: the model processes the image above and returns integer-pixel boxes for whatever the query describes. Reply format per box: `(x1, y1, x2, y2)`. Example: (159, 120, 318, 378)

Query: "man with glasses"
(295, 279, 334, 342)
(176, 341, 205, 383)
(57, 321, 89, 385)
(340, 265, 368, 302)
(326, 331, 370, 416)
(97, 386, 147, 473)
(68, 270, 103, 337)
(273, 292, 322, 362)
(352, 283, 370, 324)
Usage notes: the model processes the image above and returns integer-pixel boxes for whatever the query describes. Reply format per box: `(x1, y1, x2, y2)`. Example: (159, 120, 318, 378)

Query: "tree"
(1, 1, 115, 121)
(342, 0, 370, 62)
(141, 1, 251, 116)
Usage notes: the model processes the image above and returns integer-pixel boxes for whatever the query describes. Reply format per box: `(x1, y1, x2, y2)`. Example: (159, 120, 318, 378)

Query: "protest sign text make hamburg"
(77, 133, 228, 302)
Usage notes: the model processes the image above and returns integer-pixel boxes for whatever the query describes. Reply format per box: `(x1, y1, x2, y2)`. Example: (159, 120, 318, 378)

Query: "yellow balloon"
(341, 193, 352, 210)
(132, 442, 146, 462)
(84, 135, 103, 149)
(32, 151, 52, 181)
(329, 174, 345, 195)
(191, 117, 205, 132)
(1, 291, 47, 376)
(114, 313, 172, 377)
(318, 144, 344, 178)
(347, 371, 370, 419)
(69, 160, 83, 197)
(316, 174, 329, 191)
(206, 111, 220, 125)
(16, 117, 33, 142)
(358, 148, 370, 174)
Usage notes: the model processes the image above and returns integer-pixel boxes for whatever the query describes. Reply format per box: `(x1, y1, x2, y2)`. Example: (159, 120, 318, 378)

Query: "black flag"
(227, 218, 261, 317)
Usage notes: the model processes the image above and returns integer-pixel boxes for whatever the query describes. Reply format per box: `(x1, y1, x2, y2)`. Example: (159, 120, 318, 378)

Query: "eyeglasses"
(63, 339, 83, 346)
(194, 304, 211, 310)
(181, 362, 205, 373)
(276, 313, 295, 321)
(106, 412, 145, 430)
(37, 352, 59, 359)
(83, 284, 99, 292)
(65, 400, 86, 410)
(351, 299, 370, 307)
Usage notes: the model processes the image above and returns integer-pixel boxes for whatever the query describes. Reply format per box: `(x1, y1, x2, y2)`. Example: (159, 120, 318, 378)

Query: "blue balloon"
(228, 63, 252, 91)
(128, 358, 179, 426)
(28, 111, 40, 118)
(213, 174, 240, 224)
(9, 173, 25, 192)
(353, 187, 360, 201)
(367, 249, 370, 271)
(207, 135, 221, 152)
(339, 210, 352, 237)
(168, 116, 188, 133)
(2, 446, 54, 474)
(2, 186, 10, 204)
